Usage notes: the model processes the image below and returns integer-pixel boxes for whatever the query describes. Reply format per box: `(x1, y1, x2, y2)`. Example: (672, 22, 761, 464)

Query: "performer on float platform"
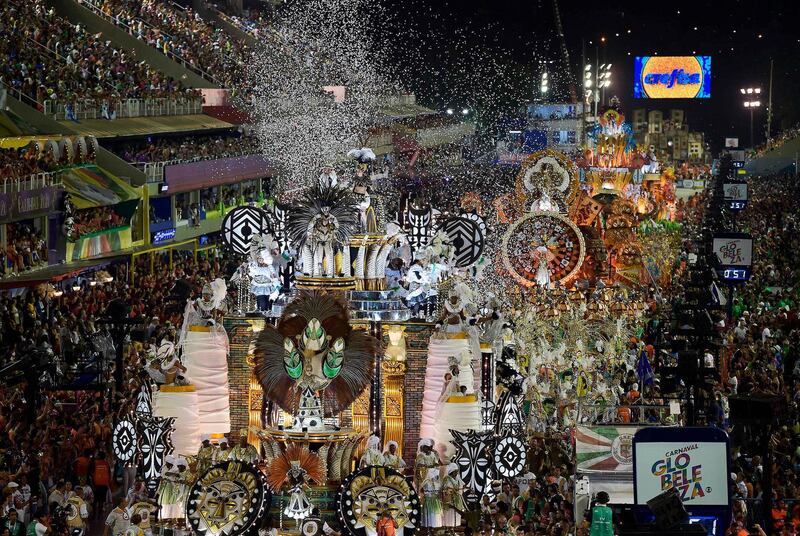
(229, 429, 260, 464)
(414, 439, 440, 490)
(441, 463, 467, 527)
(383, 441, 406, 472)
(213, 438, 230, 463)
(359, 435, 385, 468)
(196, 436, 214, 474)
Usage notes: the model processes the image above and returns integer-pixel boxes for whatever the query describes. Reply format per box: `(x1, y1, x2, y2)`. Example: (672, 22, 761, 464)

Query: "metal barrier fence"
(2, 172, 62, 194)
(44, 97, 202, 121)
(577, 400, 683, 426)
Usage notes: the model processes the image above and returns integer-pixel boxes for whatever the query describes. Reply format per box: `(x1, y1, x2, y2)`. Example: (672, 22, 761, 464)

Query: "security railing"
(576, 400, 682, 426)
(2, 172, 63, 194)
(44, 97, 203, 121)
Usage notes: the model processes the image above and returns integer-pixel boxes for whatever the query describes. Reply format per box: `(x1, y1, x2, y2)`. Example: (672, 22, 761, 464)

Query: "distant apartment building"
(632, 108, 707, 164)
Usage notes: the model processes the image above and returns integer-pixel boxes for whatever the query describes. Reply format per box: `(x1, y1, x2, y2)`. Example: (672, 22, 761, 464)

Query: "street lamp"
(741, 87, 762, 148)
(461, 108, 469, 115)
(446, 108, 454, 115)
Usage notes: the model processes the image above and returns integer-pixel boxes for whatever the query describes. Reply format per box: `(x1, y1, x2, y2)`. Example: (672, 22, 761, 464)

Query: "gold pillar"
(382, 360, 406, 457)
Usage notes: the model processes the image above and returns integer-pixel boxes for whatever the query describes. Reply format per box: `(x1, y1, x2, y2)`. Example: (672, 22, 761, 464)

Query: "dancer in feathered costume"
(287, 183, 359, 277)
(266, 445, 325, 520)
(253, 291, 379, 420)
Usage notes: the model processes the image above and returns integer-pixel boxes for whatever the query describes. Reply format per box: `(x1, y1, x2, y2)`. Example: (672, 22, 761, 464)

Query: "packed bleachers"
(112, 133, 260, 164)
(77, 0, 251, 89)
(0, 0, 200, 120)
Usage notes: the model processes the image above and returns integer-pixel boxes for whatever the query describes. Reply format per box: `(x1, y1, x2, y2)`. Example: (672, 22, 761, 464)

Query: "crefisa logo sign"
(634, 56, 711, 99)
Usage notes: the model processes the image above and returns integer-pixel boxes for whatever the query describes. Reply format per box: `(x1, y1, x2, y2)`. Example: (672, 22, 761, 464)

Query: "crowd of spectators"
(69, 207, 126, 241)
(211, 4, 273, 39)
(719, 173, 800, 534)
(0, 252, 229, 534)
(1, 224, 48, 277)
(748, 124, 800, 160)
(0, 148, 60, 181)
(0, 144, 98, 181)
(79, 0, 251, 89)
(0, 0, 198, 113)
(114, 134, 261, 164)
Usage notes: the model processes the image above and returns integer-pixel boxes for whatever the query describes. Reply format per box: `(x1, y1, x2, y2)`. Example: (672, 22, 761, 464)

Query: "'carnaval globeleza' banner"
(634, 441, 728, 506)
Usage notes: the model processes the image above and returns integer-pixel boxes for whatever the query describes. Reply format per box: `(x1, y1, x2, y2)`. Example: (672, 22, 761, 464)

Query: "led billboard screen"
(634, 56, 711, 99)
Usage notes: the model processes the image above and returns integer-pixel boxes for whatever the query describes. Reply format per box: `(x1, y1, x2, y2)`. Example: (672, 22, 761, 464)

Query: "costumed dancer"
(213, 438, 230, 463)
(156, 456, 181, 521)
(180, 279, 228, 340)
(359, 434, 385, 468)
(414, 439, 440, 491)
(266, 445, 324, 522)
(284, 462, 313, 520)
(196, 436, 214, 475)
(239, 235, 284, 312)
(383, 441, 406, 472)
(421, 468, 443, 530)
(229, 429, 260, 464)
(441, 463, 466, 527)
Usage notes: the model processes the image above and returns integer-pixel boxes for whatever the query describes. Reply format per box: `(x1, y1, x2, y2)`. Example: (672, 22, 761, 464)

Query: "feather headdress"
(253, 291, 379, 415)
(285, 183, 359, 250)
(266, 443, 325, 491)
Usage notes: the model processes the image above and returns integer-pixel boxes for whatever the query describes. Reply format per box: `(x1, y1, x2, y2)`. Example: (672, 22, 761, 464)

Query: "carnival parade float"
(108, 131, 682, 536)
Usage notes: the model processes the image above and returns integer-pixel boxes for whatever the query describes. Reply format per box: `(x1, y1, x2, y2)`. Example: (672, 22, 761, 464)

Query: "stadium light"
(742, 88, 762, 148)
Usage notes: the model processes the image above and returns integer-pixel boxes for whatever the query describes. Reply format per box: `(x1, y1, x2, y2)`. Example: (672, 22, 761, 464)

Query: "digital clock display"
(722, 268, 749, 281)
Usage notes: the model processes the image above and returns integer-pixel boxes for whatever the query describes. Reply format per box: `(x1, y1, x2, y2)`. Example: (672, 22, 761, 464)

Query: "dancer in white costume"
(441, 463, 466, 527)
(420, 468, 443, 529)
(179, 277, 231, 437)
(414, 439, 440, 491)
(419, 285, 482, 457)
(383, 441, 406, 471)
(359, 435, 385, 468)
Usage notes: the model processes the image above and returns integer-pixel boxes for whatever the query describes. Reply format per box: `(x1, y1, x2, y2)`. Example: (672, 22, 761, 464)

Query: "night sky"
(384, 0, 800, 151)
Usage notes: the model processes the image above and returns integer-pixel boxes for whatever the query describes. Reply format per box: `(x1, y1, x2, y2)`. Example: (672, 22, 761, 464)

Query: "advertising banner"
(634, 56, 712, 99)
(712, 234, 753, 266)
(164, 155, 272, 194)
(634, 441, 728, 506)
(0, 187, 62, 223)
(577, 425, 640, 473)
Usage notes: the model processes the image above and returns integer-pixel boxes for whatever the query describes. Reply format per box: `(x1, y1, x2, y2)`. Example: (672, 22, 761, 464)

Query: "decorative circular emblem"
(439, 216, 485, 268)
(611, 434, 634, 465)
(337, 466, 421, 536)
(222, 206, 274, 255)
(493, 435, 527, 479)
(186, 461, 270, 536)
(516, 150, 579, 203)
(501, 211, 586, 287)
(301, 518, 321, 536)
(112, 417, 137, 463)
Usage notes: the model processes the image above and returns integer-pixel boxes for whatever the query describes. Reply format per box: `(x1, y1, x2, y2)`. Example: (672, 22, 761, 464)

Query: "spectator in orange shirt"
(73, 449, 92, 483)
(376, 510, 398, 536)
(617, 398, 632, 424)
